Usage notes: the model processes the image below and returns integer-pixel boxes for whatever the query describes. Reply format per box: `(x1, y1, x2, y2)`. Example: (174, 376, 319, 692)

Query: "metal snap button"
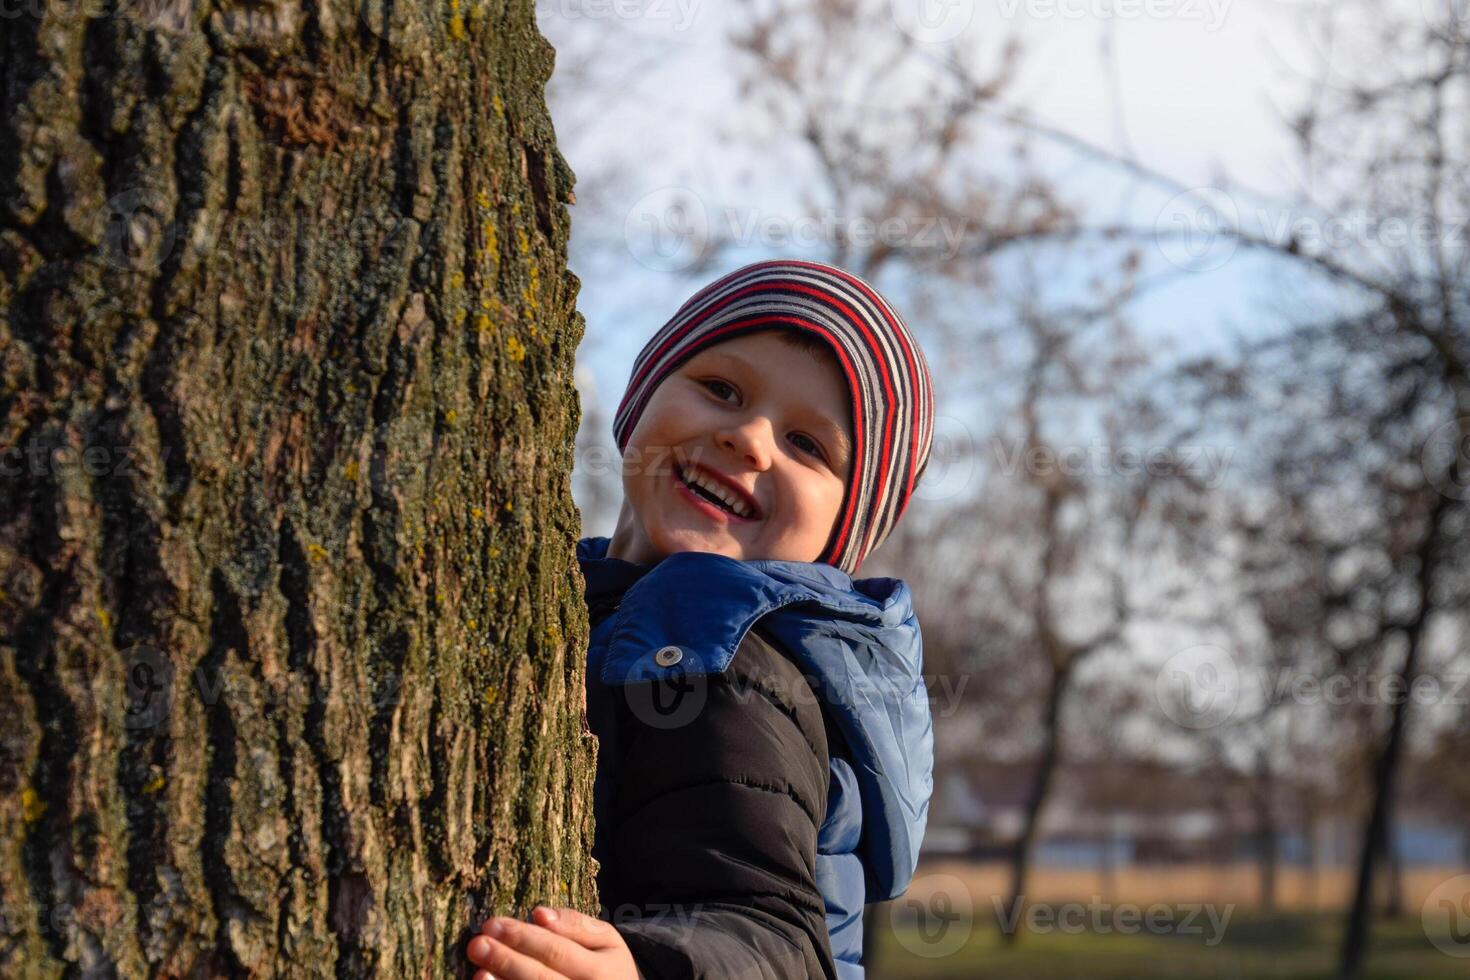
(654, 645, 683, 667)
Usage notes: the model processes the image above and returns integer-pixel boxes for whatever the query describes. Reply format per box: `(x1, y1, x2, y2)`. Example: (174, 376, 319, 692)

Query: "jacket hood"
(576, 536, 933, 901)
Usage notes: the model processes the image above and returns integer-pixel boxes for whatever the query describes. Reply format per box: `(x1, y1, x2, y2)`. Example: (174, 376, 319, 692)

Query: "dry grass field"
(865, 861, 1470, 979)
(906, 859, 1465, 911)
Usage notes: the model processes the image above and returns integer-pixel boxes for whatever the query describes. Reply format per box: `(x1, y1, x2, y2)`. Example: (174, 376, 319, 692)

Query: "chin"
(656, 530, 744, 560)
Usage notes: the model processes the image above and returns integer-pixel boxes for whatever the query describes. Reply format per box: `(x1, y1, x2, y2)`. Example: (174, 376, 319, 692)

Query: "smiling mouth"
(674, 464, 757, 521)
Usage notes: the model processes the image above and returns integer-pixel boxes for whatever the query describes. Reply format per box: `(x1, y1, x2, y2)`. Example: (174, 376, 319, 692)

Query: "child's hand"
(467, 905, 639, 980)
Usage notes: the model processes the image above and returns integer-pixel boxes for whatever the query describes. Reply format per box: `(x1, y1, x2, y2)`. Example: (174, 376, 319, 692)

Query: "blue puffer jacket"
(578, 536, 933, 978)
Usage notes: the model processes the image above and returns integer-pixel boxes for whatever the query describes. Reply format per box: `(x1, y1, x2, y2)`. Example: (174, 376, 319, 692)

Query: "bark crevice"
(202, 569, 252, 977)
(95, 402, 174, 939)
(15, 585, 73, 969)
(4, 3, 597, 973)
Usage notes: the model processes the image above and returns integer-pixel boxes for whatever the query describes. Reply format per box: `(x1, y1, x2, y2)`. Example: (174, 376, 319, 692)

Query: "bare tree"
(1157, 5, 1470, 973)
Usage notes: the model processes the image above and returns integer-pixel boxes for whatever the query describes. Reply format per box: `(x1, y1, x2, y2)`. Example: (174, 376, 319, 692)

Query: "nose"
(717, 413, 775, 471)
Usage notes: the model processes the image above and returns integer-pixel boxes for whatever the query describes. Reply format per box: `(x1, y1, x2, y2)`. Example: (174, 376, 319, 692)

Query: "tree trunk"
(1303, 799, 1319, 912)
(1253, 749, 1276, 913)
(1098, 814, 1117, 902)
(1001, 663, 1070, 946)
(0, 1, 594, 975)
(1338, 490, 1452, 979)
(862, 899, 886, 979)
(1383, 814, 1403, 920)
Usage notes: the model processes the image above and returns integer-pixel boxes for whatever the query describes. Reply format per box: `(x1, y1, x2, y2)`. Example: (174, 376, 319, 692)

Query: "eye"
(790, 432, 827, 462)
(699, 377, 828, 464)
(701, 379, 738, 402)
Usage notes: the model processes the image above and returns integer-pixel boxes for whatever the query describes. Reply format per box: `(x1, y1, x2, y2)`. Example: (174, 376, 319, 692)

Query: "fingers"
(467, 932, 556, 980)
(530, 906, 624, 951)
(468, 917, 590, 980)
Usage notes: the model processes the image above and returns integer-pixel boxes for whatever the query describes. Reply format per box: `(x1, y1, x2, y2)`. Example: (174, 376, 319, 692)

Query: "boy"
(467, 259, 935, 979)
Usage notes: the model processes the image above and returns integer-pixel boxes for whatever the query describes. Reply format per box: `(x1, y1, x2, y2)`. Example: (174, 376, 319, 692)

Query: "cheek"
(622, 406, 675, 484)
(620, 438, 663, 499)
(630, 390, 702, 452)
(789, 475, 846, 532)
(821, 479, 848, 525)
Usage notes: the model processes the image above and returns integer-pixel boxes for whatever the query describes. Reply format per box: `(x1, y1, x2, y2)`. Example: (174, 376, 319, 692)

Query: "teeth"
(681, 466, 752, 518)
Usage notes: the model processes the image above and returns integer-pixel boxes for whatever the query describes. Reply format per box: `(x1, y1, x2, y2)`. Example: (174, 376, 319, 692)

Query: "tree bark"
(1303, 797, 1319, 912)
(1000, 662, 1070, 947)
(861, 898, 886, 979)
(1252, 749, 1276, 913)
(0, 1, 594, 975)
(1098, 814, 1117, 902)
(1338, 489, 1452, 979)
(1383, 814, 1403, 920)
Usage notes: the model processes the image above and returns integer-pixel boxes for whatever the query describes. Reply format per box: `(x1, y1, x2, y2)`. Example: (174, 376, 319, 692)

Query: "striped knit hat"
(612, 259, 935, 576)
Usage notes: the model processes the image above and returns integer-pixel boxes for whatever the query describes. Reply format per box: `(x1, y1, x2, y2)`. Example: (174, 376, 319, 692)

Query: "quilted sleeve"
(598, 625, 838, 980)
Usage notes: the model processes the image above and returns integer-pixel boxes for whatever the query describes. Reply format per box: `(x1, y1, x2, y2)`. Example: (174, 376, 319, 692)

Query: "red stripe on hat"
(628, 316, 867, 561)
(706, 277, 894, 562)
(786, 259, 928, 504)
(621, 275, 896, 479)
(613, 258, 932, 572)
(619, 268, 905, 566)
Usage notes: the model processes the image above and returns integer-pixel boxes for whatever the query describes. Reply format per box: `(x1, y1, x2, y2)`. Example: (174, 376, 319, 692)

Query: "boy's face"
(608, 330, 854, 566)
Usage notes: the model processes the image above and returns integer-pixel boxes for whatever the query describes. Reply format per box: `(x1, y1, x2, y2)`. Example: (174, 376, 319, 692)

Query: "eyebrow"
(704, 349, 853, 470)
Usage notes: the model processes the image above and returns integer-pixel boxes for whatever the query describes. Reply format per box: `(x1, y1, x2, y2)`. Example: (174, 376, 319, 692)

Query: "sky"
(531, 0, 1470, 778)
(534, 0, 1404, 533)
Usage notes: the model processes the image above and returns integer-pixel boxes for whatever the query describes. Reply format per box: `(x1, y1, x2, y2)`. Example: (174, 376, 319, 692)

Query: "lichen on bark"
(0, 0, 595, 975)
